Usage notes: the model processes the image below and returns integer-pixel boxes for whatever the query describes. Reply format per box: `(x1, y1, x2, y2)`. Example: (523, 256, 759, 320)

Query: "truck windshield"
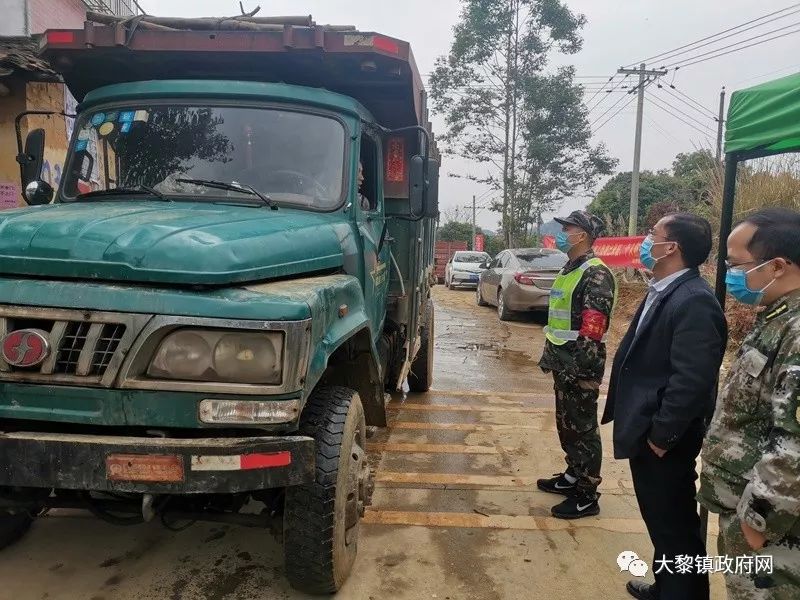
(61, 105, 346, 209)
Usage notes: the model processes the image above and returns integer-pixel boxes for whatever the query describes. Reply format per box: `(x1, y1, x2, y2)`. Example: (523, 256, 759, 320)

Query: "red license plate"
(106, 454, 185, 483)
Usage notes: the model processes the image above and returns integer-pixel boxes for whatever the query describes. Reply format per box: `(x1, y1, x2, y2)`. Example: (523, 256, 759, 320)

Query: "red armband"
(579, 309, 608, 341)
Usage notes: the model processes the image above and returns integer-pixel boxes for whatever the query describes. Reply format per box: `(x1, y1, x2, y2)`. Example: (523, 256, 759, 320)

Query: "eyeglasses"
(725, 259, 759, 270)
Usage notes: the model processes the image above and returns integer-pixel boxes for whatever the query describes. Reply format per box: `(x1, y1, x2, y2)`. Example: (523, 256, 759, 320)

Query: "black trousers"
(629, 422, 709, 600)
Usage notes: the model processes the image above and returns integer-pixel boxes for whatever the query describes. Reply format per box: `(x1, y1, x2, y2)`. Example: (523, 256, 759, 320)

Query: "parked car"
(445, 251, 491, 289)
(476, 248, 568, 320)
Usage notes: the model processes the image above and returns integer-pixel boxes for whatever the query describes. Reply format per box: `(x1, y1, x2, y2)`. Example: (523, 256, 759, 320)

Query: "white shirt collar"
(649, 268, 691, 293)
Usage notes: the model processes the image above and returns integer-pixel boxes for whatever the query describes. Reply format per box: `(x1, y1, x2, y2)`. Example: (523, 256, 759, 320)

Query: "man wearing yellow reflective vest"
(537, 210, 617, 519)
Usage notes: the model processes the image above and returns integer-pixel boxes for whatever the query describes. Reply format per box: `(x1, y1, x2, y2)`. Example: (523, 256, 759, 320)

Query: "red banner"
(474, 234, 485, 252)
(542, 235, 646, 269)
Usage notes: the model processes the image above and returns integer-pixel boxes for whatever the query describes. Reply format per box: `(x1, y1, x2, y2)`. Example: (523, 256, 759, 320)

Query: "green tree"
(484, 232, 506, 256)
(437, 220, 475, 245)
(672, 149, 717, 205)
(588, 171, 692, 232)
(430, 0, 615, 248)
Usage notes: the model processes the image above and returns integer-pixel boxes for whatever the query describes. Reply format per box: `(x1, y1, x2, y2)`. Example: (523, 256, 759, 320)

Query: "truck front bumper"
(0, 431, 315, 494)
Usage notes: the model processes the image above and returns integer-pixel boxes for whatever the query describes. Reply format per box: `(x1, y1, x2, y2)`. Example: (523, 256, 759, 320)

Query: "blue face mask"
(556, 231, 582, 253)
(725, 261, 776, 305)
(639, 235, 674, 271)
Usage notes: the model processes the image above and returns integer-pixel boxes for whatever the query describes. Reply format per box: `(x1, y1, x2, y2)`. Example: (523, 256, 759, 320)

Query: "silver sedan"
(476, 248, 568, 321)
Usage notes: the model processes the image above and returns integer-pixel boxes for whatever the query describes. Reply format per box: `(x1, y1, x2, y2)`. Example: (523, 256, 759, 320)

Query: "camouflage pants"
(718, 513, 800, 599)
(553, 372, 602, 496)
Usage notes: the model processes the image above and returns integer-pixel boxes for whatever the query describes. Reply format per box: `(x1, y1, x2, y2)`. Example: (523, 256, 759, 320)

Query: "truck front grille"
(0, 307, 150, 387)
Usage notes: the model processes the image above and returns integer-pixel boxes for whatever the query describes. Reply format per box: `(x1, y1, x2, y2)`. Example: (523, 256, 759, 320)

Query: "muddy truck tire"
(284, 386, 369, 594)
(408, 299, 434, 393)
(0, 513, 32, 549)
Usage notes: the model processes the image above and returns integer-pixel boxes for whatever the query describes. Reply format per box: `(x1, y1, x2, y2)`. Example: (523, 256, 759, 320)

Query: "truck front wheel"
(0, 513, 32, 549)
(408, 299, 434, 393)
(284, 386, 369, 594)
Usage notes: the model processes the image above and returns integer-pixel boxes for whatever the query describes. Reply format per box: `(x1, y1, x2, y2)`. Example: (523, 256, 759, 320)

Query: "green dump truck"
(0, 15, 438, 593)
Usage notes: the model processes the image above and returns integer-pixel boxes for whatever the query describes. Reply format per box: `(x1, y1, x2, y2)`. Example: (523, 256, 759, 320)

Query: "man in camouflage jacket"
(537, 210, 617, 519)
(699, 208, 800, 599)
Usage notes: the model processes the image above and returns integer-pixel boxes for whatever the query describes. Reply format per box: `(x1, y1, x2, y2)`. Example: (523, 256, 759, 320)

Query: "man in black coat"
(602, 213, 727, 600)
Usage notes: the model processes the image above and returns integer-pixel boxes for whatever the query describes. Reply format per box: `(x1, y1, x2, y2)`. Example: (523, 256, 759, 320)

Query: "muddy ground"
(0, 286, 725, 599)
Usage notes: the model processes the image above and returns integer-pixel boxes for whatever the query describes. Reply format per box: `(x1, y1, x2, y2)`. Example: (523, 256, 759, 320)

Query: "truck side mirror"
(409, 155, 425, 216)
(425, 158, 440, 218)
(24, 180, 54, 206)
(20, 128, 46, 187)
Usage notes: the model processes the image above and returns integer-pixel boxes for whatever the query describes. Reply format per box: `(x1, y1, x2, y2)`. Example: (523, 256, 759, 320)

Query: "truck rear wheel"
(408, 299, 434, 393)
(284, 386, 368, 594)
(0, 513, 32, 549)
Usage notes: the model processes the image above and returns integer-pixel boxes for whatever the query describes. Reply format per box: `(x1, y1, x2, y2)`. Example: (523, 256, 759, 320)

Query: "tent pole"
(714, 155, 738, 308)
(701, 152, 739, 545)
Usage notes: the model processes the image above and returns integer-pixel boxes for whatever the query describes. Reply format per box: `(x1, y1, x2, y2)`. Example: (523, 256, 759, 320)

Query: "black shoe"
(625, 580, 656, 600)
(536, 472, 577, 496)
(551, 493, 600, 519)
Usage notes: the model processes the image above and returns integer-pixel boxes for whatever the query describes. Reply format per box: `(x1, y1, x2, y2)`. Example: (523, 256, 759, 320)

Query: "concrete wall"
(29, 0, 86, 33)
(0, 0, 28, 36)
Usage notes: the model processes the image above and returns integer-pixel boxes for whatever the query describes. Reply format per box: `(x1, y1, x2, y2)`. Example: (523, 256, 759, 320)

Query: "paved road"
(0, 286, 724, 599)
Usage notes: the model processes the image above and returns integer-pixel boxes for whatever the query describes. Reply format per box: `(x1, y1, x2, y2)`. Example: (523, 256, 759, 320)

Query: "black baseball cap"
(555, 210, 605, 239)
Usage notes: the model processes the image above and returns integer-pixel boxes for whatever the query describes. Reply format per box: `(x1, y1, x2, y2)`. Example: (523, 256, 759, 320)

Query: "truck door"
(357, 134, 390, 334)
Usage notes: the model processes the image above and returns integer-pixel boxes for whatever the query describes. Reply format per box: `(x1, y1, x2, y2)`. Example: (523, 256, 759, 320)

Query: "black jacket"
(601, 269, 727, 459)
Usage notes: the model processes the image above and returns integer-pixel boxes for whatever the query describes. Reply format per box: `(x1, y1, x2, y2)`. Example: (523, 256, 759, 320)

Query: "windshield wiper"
(175, 178, 276, 210)
(76, 185, 170, 202)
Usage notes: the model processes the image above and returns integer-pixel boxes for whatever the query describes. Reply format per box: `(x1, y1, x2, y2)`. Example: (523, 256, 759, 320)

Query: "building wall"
(0, 0, 27, 36)
(0, 79, 69, 208)
(0, 78, 31, 208)
(29, 0, 87, 33)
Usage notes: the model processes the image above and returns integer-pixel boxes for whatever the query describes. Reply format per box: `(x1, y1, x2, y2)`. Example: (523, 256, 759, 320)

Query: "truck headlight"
(148, 329, 284, 384)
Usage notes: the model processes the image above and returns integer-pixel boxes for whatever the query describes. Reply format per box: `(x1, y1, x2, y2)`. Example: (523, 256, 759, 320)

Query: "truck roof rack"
(41, 12, 431, 131)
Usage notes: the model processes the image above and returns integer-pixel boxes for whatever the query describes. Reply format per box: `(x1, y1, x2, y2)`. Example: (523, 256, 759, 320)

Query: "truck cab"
(0, 15, 438, 594)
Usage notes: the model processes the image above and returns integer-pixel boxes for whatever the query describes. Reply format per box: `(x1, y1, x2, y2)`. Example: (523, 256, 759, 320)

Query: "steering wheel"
(265, 169, 328, 199)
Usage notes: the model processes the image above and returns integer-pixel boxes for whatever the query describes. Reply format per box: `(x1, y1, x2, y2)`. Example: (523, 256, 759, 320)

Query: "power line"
(649, 6, 800, 67)
(668, 24, 800, 70)
(584, 74, 623, 109)
(626, 3, 800, 66)
(593, 95, 638, 132)
(644, 113, 681, 144)
(657, 84, 718, 120)
(590, 80, 651, 129)
(649, 91, 717, 133)
(647, 95, 714, 139)
(731, 62, 800, 85)
(661, 20, 800, 69)
(664, 84, 719, 119)
(589, 87, 633, 126)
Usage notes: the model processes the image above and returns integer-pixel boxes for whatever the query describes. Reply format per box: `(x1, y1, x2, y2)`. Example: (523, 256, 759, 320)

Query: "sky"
(138, 0, 800, 230)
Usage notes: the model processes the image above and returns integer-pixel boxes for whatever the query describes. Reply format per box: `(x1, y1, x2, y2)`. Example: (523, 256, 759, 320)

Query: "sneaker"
(551, 493, 600, 519)
(536, 472, 577, 496)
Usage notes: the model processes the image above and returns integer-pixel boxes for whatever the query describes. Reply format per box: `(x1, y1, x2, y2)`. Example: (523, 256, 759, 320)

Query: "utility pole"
(472, 194, 477, 250)
(716, 87, 726, 163)
(617, 63, 667, 235)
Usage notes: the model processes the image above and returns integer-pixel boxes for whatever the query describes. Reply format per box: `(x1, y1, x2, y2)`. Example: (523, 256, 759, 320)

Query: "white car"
(445, 251, 491, 289)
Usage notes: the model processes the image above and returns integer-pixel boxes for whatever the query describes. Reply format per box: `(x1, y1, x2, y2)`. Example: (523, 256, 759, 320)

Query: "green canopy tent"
(701, 71, 800, 541)
(715, 71, 800, 305)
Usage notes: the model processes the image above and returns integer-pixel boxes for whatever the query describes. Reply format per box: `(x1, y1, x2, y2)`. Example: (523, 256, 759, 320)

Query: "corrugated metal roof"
(0, 37, 58, 77)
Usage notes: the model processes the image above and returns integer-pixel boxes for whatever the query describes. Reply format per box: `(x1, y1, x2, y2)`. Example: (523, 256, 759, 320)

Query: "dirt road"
(0, 286, 724, 599)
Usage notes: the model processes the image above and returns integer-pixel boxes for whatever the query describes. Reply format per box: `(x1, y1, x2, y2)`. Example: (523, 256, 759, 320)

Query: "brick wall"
(29, 0, 86, 34)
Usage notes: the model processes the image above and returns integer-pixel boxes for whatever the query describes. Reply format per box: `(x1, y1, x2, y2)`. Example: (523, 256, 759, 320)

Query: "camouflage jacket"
(538, 250, 616, 383)
(699, 289, 800, 541)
